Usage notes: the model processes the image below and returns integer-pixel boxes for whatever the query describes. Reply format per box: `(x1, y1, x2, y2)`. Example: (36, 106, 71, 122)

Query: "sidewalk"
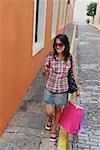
(0, 24, 75, 150)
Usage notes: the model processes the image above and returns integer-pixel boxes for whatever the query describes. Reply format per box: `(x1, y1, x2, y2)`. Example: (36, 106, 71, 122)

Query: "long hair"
(53, 34, 70, 62)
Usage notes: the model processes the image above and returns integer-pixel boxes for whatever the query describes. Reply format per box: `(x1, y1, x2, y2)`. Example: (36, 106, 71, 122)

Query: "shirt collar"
(55, 55, 64, 61)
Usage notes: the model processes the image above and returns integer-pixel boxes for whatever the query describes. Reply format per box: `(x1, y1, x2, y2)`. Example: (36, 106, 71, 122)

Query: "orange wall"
(66, 0, 75, 25)
(0, 0, 35, 135)
(0, 0, 74, 136)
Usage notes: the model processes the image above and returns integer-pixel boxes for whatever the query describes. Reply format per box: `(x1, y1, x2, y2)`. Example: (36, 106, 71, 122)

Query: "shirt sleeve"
(67, 55, 76, 69)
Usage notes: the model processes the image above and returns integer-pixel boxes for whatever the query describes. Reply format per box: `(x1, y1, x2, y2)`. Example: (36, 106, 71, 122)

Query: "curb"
(57, 25, 77, 150)
(89, 24, 100, 31)
(70, 24, 77, 54)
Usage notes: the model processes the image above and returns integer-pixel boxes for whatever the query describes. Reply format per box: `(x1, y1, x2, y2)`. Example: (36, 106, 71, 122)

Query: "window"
(32, 0, 47, 56)
(64, 1, 68, 25)
(51, 0, 59, 39)
(68, 0, 70, 4)
(59, 0, 68, 29)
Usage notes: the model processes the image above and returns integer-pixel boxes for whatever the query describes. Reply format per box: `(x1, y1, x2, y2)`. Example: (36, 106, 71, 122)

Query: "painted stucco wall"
(94, 0, 100, 26)
(66, 0, 75, 25)
(0, 0, 52, 136)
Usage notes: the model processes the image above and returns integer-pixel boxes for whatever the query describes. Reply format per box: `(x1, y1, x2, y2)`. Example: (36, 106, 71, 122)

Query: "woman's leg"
(45, 104, 55, 129)
(45, 104, 55, 118)
(51, 106, 61, 134)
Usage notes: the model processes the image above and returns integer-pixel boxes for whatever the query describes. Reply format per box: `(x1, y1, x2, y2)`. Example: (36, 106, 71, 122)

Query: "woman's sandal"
(50, 131, 57, 142)
(45, 118, 52, 131)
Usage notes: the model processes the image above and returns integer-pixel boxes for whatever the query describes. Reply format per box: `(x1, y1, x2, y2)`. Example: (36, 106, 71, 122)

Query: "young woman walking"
(42, 34, 79, 142)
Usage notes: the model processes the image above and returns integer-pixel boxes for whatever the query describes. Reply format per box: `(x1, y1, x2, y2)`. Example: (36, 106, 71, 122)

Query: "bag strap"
(72, 95, 80, 106)
(70, 55, 73, 69)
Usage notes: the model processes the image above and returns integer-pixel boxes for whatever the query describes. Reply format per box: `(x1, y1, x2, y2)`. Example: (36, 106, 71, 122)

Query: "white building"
(73, 0, 98, 24)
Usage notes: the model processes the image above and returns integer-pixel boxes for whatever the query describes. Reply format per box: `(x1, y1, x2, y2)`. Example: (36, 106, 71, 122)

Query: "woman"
(42, 34, 80, 142)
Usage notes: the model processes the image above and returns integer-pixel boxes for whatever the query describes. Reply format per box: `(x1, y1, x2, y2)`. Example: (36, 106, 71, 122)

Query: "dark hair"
(53, 34, 70, 62)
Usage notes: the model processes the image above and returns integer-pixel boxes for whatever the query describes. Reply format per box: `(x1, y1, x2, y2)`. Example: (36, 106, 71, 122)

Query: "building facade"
(0, 0, 75, 136)
(94, 0, 100, 26)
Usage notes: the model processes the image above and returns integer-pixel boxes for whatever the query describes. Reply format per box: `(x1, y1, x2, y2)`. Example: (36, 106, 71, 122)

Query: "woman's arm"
(43, 53, 51, 76)
(72, 56, 80, 97)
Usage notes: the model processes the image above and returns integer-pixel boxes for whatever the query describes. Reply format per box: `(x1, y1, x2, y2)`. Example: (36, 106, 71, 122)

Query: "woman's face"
(55, 38, 65, 54)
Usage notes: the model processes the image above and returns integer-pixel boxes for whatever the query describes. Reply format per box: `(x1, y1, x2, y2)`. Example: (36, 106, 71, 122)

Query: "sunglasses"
(55, 43, 64, 48)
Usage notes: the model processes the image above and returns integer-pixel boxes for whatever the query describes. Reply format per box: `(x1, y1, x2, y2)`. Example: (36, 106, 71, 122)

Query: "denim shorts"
(42, 89, 68, 106)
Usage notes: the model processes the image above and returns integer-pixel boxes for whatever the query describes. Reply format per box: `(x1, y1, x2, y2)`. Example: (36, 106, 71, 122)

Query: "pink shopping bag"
(59, 102, 84, 134)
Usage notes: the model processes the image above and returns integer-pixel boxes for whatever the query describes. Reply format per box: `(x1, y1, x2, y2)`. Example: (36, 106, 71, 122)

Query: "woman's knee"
(45, 104, 55, 116)
(55, 106, 61, 115)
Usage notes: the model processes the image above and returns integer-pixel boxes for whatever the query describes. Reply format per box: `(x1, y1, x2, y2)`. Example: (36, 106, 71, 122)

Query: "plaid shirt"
(44, 52, 76, 93)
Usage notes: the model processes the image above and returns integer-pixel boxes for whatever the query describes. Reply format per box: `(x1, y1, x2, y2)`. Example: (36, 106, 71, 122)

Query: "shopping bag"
(79, 110, 86, 132)
(59, 102, 84, 134)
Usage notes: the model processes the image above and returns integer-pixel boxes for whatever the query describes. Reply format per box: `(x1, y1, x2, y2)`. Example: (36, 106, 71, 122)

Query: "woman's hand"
(76, 90, 80, 98)
(43, 66, 50, 76)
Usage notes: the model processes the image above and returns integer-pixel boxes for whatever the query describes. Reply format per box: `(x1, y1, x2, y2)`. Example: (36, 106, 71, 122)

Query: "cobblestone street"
(76, 25, 100, 150)
(0, 24, 100, 150)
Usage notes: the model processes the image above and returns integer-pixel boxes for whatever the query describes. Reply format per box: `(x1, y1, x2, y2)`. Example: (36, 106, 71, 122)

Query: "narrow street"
(76, 25, 100, 150)
(0, 24, 100, 150)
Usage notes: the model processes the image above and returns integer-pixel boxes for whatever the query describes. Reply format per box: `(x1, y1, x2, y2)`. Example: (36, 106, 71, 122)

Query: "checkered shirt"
(44, 52, 76, 93)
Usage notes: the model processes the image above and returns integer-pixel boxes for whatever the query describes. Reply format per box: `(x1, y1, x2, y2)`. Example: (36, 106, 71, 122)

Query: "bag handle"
(75, 95, 81, 106)
(72, 94, 80, 106)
